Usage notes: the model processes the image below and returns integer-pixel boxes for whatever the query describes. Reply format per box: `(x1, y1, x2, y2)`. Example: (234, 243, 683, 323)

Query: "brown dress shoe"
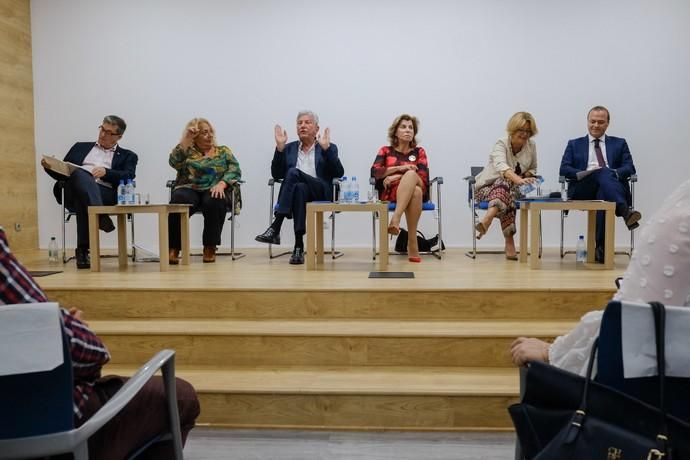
(169, 248, 180, 265)
(203, 246, 216, 263)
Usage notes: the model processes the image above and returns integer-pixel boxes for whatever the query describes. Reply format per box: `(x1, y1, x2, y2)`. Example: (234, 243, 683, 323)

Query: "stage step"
(92, 319, 575, 368)
(47, 288, 611, 321)
(104, 365, 519, 430)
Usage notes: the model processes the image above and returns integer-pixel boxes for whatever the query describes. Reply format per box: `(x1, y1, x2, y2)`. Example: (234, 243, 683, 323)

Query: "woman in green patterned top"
(168, 117, 241, 263)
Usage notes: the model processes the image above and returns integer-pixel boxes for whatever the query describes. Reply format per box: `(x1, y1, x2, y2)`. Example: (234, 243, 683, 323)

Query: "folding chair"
(369, 175, 444, 260)
(166, 179, 245, 260)
(57, 180, 135, 263)
(0, 302, 183, 460)
(266, 177, 343, 259)
(464, 167, 541, 259)
(559, 174, 637, 258)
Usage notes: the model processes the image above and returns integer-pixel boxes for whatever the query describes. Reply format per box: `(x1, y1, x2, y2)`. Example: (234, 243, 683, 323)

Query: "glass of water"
(367, 189, 377, 202)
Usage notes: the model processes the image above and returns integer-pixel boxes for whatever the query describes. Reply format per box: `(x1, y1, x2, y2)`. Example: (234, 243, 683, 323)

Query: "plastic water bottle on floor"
(117, 180, 126, 205)
(576, 235, 586, 264)
(351, 176, 360, 203)
(48, 237, 58, 264)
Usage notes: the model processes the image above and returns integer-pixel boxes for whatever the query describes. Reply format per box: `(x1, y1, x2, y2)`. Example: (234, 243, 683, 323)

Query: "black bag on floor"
(509, 301, 690, 460)
(394, 228, 444, 253)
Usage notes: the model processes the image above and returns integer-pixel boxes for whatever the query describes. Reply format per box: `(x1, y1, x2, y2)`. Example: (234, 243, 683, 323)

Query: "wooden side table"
(518, 200, 616, 269)
(306, 202, 389, 270)
(88, 204, 191, 272)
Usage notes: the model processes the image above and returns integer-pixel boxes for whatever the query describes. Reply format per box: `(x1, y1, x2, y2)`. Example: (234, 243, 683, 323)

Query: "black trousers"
(276, 168, 328, 235)
(63, 169, 117, 249)
(569, 167, 629, 249)
(168, 188, 227, 249)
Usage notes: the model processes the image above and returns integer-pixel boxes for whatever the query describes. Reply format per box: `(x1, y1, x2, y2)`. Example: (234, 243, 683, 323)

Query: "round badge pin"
(408, 155, 416, 161)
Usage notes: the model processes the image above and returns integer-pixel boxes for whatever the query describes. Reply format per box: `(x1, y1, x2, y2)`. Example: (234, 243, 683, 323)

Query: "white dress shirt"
(587, 134, 609, 170)
(81, 143, 116, 187)
(297, 142, 317, 178)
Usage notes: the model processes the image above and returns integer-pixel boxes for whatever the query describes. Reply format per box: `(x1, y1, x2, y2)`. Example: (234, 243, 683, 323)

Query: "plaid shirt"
(0, 228, 110, 420)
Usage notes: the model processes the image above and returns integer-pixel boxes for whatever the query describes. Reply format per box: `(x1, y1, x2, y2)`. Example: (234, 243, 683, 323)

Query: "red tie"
(593, 138, 605, 167)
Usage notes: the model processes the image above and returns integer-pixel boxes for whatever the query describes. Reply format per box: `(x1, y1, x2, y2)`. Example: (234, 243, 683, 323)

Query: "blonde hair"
(184, 117, 216, 145)
(387, 114, 419, 148)
(506, 112, 538, 137)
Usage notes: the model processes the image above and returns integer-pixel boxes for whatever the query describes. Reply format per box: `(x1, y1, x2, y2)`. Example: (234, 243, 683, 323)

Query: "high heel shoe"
(408, 256, 421, 263)
(475, 222, 488, 240)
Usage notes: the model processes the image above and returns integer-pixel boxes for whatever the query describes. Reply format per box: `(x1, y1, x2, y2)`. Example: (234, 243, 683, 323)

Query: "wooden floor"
(184, 428, 515, 460)
(16, 247, 626, 431)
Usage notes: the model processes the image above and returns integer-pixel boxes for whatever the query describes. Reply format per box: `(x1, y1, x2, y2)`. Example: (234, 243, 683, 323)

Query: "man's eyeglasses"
(99, 125, 121, 137)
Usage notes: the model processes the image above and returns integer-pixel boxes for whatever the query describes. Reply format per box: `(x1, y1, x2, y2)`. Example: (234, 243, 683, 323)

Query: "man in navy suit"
(255, 110, 344, 264)
(43, 115, 138, 269)
(559, 106, 640, 262)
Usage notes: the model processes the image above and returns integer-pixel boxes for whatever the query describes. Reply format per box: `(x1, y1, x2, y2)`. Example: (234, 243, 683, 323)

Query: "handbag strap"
(650, 301, 670, 444)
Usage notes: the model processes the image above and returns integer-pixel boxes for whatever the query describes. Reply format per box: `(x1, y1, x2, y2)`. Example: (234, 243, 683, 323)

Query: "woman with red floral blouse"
(370, 114, 429, 262)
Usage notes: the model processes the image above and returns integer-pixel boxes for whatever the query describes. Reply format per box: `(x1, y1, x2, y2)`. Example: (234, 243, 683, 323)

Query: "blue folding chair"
(369, 175, 444, 260)
(464, 166, 542, 259)
(558, 174, 637, 258)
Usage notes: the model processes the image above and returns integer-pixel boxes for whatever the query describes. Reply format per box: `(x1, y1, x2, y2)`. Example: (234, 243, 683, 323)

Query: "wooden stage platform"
(17, 247, 626, 431)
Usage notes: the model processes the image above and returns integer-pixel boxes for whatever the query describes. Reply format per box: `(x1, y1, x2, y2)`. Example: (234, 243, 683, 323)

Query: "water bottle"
(576, 235, 586, 264)
(351, 176, 360, 203)
(126, 179, 135, 205)
(519, 176, 544, 196)
(117, 180, 126, 205)
(48, 237, 58, 264)
(340, 176, 349, 203)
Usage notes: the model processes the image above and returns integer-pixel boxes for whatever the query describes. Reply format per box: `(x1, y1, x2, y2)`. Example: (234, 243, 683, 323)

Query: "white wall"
(32, 0, 690, 251)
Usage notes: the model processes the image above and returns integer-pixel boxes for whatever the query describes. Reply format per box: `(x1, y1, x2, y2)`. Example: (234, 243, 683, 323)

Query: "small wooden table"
(518, 199, 616, 269)
(306, 202, 389, 270)
(88, 204, 191, 272)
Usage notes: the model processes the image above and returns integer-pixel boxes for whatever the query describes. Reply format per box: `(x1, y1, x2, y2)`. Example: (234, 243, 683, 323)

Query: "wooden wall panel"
(0, 0, 37, 250)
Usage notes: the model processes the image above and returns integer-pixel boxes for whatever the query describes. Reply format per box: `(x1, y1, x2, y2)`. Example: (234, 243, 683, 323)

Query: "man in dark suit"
(559, 106, 640, 262)
(42, 115, 138, 269)
(255, 110, 344, 264)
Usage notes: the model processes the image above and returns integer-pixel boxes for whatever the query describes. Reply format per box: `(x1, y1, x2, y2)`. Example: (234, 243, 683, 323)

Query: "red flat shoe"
(408, 256, 421, 263)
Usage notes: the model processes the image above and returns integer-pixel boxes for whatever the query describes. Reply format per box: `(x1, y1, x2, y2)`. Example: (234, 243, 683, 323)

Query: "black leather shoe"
(99, 215, 115, 233)
(75, 248, 90, 269)
(595, 246, 605, 264)
(289, 247, 304, 265)
(624, 209, 641, 230)
(255, 227, 280, 245)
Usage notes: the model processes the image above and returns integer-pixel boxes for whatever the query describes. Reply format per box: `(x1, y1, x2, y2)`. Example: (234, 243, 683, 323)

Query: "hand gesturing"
(317, 127, 331, 150)
(274, 125, 288, 152)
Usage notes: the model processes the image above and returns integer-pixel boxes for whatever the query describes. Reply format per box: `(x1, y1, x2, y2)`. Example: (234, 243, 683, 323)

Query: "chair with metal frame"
(464, 166, 542, 259)
(558, 174, 637, 258)
(57, 180, 135, 264)
(369, 175, 444, 260)
(166, 179, 245, 260)
(265, 177, 343, 259)
(0, 302, 183, 460)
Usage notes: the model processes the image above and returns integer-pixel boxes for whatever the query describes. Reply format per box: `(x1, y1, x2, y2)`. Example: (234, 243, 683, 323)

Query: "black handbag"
(510, 301, 690, 460)
(394, 228, 444, 253)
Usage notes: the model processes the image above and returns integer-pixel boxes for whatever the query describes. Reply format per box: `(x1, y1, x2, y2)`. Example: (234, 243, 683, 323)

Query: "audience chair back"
(0, 302, 184, 460)
(558, 174, 637, 258)
(166, 179, 245, 260)
(596, 300, 690, 422)
(369, 174, 444, 260)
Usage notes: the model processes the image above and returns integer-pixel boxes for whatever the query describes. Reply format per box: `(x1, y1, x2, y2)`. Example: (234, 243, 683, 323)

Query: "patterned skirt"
(475, 177, 520, 236)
